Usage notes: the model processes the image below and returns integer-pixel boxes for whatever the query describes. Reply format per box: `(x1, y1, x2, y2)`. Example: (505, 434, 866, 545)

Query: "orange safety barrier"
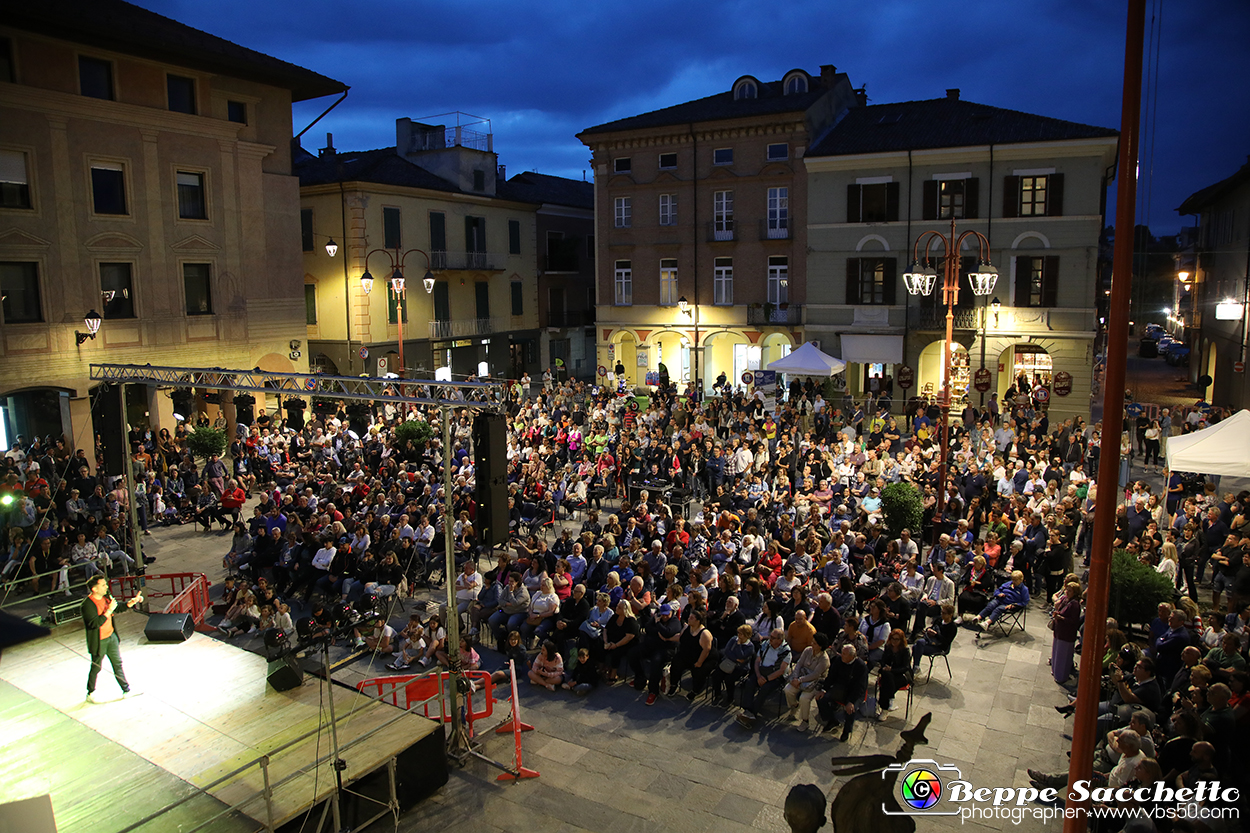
(357, 669, 497, 736)
(495, 659, 538, 781)
(111, 572, 214, 629)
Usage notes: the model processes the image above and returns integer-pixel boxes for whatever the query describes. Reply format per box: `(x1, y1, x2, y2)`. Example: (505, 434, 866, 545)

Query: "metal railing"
(429, 251, 504, 271)
(113, 660, 443, 833)
(428, 317, 507, 339)
(914, 307, 980, 329)
(544, 309, 594, 328)
(706, 221, 735, 242)
(759, 219, 791, 240)
(746, 304, 804, 325)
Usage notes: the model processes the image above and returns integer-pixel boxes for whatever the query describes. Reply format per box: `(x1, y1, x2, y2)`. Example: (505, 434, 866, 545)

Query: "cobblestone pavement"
(99, 503, 1076, 833)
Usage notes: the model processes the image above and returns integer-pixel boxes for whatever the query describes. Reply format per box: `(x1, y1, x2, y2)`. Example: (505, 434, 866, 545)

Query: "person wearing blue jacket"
(971, 571, 1029, 629)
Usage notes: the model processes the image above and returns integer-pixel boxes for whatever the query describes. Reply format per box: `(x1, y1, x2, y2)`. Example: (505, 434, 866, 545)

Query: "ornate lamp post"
(360, 248, 436, 376)
(903, 218, 997, 541)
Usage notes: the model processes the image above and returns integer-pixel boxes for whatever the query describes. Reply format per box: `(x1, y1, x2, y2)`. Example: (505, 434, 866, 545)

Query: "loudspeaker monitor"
(266, 656, 304, 692)
(143, 612, 194, 643)
(472, 412, 508, 547)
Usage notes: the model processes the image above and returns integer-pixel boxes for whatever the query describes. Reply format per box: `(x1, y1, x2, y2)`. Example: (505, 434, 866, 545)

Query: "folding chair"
(917, 646, 953, 685)
(977, 604, 1027, 644)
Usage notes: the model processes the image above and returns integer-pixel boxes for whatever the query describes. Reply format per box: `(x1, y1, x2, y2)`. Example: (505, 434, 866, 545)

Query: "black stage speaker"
(92, 384, 125, 477)
(144, 612, 194, 642)
(472, 413, 508, 547)
(266, 656, 304, 692)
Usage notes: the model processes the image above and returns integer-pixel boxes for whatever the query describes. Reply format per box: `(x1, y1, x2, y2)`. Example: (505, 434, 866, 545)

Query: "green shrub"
(1108, 549, 1176, 629)
(881, 482, 923, 538)
(393, 419, 435, 448)
(186, 426, 227, 462)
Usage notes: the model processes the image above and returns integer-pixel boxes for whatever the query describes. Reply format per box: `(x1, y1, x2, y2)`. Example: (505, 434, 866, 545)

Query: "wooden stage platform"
(0, 612, 444, 833)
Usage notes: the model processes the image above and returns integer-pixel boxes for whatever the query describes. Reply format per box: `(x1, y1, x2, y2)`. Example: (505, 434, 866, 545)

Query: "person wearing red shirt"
(82, 574, 143, 702)
(220, 480, 246, 527)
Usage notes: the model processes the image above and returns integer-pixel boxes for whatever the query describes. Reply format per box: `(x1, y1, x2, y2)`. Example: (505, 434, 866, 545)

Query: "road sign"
(1236, 361, 1245, 374)
(973, 367, 991, 392)
(1053, 371, 1072, 396)
(897, 365, 914, 390)
(1033, 385, 1050, 403)
(304, 377, 317, 390)
(377, 357, 387, 371)
(597, 365, 607, 377)
(359, 347, 369, 359)
(741, 371, 754, 386)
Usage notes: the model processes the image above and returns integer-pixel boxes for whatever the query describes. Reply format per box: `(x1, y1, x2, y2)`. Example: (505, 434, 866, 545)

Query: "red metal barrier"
(357, 670, 496, 736)
(110, 573, 213, 628)
(495, 659, 538, 781)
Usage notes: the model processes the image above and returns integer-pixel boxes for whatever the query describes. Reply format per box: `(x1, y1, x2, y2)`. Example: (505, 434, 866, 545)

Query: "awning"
(839, 334, 904, 365)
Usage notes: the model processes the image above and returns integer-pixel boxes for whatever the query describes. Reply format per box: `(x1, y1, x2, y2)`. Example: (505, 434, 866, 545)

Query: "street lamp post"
(360, 248, 436, 376)
(904, 218, 998, 543)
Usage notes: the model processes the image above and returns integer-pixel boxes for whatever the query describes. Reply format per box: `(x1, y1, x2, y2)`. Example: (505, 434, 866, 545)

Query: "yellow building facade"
(0, 5, 344, 456)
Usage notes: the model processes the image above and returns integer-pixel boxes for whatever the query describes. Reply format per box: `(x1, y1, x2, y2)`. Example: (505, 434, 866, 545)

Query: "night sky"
(138, 0, 1250, 236)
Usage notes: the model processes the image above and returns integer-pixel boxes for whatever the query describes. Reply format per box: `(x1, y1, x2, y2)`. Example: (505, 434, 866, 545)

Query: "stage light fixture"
(170, 389, 193, 422)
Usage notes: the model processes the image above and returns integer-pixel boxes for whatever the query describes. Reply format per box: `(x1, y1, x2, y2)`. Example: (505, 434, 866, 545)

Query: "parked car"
(1144, 324, 1165, 341)
(1139, 338, 1159, 358)
(1165, 344, 1190, 366)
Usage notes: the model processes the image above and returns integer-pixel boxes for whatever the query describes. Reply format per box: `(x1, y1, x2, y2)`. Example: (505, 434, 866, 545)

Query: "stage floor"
(0, 613, 440, 833)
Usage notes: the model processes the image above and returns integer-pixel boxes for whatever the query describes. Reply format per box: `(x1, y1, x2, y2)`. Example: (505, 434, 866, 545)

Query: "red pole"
(936, 222, 956, 545)
(1063, 0, 1146, 827)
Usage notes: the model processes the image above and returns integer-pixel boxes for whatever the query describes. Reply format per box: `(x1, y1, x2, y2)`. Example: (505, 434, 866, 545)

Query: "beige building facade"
(0, 3, 344, 457)
(579, 67, 859, 392)
(803, 93, 1117, 422)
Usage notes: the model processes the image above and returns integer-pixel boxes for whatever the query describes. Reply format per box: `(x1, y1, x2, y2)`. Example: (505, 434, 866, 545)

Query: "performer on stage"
(83, 575, 143, 703)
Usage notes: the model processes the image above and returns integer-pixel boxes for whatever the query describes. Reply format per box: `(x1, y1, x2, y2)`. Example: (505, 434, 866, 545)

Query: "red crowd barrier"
(357, 669, 497, 736)
(110, 572, 213, 628)
(494, 659, 538, 781)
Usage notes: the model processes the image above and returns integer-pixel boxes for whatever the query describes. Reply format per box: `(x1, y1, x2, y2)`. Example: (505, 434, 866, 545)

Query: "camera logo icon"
(883, 759, 964, 816)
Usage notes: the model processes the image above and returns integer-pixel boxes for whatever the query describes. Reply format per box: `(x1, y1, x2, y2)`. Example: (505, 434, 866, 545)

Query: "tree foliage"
(393, 419, 435, 448)
(1108, 549, 1176, 629)
(881, 482, 923, 539)
(186, 426, 227, 462)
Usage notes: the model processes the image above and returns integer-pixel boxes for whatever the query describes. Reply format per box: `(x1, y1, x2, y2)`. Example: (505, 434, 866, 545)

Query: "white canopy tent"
(765, 341, 847, 376)
(1165, 409, 1250, 476)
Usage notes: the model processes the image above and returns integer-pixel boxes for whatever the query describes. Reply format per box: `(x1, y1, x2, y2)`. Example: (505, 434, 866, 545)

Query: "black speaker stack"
(266, 656, 304, 691)
(472, 413, 508, 548)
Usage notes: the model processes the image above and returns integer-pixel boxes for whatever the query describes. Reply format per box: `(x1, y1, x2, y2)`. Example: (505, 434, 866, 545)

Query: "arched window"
(733, 79, 758, 100)
(784, 73, 808, 95)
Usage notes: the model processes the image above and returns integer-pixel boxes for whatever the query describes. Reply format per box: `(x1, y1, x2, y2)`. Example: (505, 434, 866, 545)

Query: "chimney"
(946, 88, 960, 101)
(497, 164, 506, 181)
(854, 86, 867, 107)
(319, 132, 335, 159)
(820, 64, 838, 86)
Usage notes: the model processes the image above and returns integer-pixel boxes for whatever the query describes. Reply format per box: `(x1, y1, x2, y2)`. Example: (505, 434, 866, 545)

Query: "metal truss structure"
(88, 363, 505, 408)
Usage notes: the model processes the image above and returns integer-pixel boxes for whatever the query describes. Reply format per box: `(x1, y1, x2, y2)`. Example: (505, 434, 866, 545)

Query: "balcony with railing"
(914, 307, 980, 330)
(706, 221, 735, 242)
(429, 250, 504, 271)
(544, 309, 595, 328)
(759, 219, 791, 240)
(746, 303, 804, 325)
(428, 317, 508, 339)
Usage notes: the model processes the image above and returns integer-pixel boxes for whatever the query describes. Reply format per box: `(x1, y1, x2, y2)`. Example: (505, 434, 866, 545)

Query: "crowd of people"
(1, 373, 1247, 819)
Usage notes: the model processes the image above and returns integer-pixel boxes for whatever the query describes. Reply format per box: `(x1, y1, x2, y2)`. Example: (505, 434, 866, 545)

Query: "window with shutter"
(846, 185, 861, 223)
(922, 181, 938, 221)
(429, 211, 446, 268)
(1013, 256, 1057, 307)
(1041, 256, 1059, 306)
(383, 207, 402, 249)
(845, 259, 860, 305)
(508, 219, 521, 254)
(1046, 174, 1064, 217)
(1002, 176, 1020, 219)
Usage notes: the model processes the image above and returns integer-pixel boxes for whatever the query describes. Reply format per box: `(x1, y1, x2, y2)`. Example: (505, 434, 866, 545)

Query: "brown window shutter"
(1014, 257, 1030, 306)
(846, 258, 860, 304)
(886, 181, 900, 221)
(847, 185, 861, 223)
(1002, 175, 1019, 219)
(964, 178, 980, 218)
(883, 258, 897, 306)
(1042, 256, 1059, 306)
(922, 180, 938, 220)
(1047, 173, 1064, 217)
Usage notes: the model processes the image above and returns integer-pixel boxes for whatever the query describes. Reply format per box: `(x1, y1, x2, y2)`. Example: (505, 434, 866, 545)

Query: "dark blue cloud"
(139, 0, 1250, 233)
